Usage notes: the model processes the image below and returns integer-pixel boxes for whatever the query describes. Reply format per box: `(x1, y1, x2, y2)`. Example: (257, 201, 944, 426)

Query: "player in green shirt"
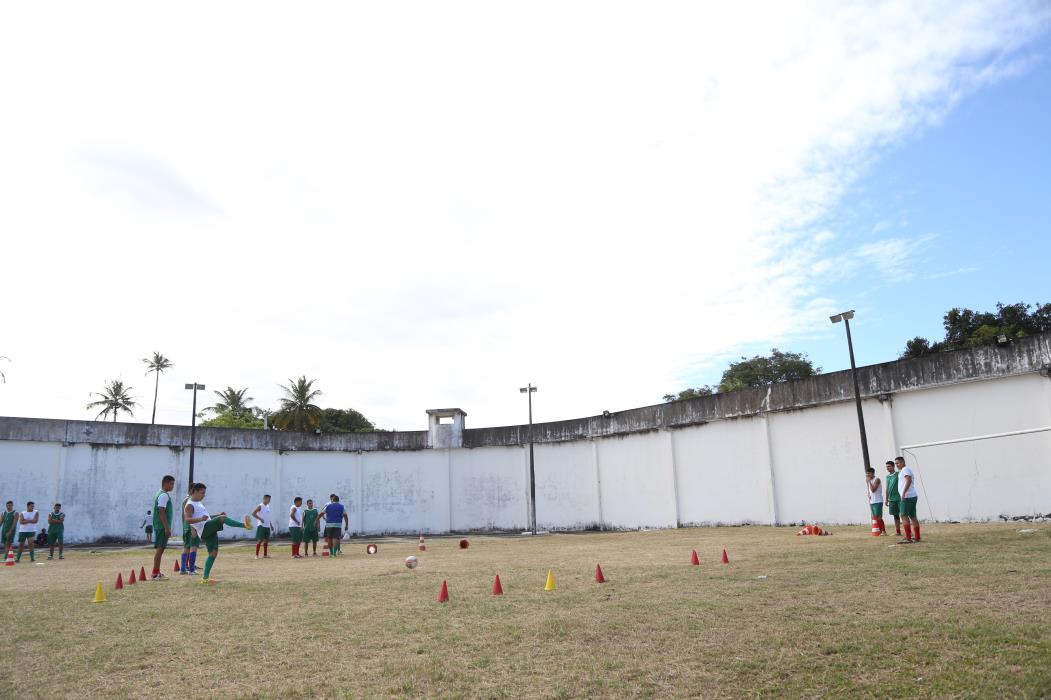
(883, 460, 902, 537)
(150, 475, 176, 581)
(47, 504, 65, 560)
(1, 501, 16, 556)
(302, 499, 320, 556)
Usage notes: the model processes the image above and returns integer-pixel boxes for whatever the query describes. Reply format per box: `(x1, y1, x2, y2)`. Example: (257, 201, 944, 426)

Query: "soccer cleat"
(200, 578, 217, 584)
(47, 555, 53, 560)
(243, 516, 252, 529)
(58, 555, 64, 560)
(897, 538, 913, 545)
(151, 573, 168, 581)
(186, 569, 198, 576)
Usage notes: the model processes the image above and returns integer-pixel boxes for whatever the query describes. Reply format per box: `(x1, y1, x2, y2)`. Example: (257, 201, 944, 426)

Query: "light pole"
(830, 311, 871, 472)
(519, 383, 537, 535)
(184, 383, 205, 485)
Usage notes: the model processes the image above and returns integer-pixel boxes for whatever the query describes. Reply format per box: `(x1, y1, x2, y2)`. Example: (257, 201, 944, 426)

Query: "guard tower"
(426, 408, 466, 448)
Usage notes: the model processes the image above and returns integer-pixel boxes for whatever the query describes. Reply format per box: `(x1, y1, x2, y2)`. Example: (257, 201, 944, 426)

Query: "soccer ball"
(404, 555, 418, 569)
(366, 544, 378, 555)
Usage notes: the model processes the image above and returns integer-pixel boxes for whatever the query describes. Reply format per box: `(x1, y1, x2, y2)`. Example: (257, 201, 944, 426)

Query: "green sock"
(29, 551, 35, 561)
(203, 555, 216, 579)
(16, 551, 21, 562)
(222, 516, 245, 528)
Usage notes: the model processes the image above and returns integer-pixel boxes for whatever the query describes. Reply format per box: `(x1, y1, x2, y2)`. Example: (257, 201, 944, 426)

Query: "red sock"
(152, 567, 159, 576)
(293, 543, 299, 556)
(895, 520, 901, 535)
(903, 522, 913, 540)
(263, 541, 269, 556)
(913, 523, 920, 541)
(878, 518, 886, 534)
(256, 542, 261, 556)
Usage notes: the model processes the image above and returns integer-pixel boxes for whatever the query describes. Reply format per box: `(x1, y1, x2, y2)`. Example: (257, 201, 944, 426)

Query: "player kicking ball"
(183, 482, 252, 584)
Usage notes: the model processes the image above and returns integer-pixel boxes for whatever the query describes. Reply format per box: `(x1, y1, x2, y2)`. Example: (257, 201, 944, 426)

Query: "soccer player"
(142, 510, 153, 543)
(150, 475, 176, 581)
(895, 456, 921, 543)
(1, 501, 16, 556)
(884, 460, 902, 536)
(865, 467, 885, 535)
(288, 497, 304, 558)
(16, 501, 39, 562)
(321, 494, 348, 556)
(252, 494, 273, 558)
(302, 499, 320, 556)
(47, 504, 65, 560)
(179, 490, 200, 575)
(183, 482, 252, 584)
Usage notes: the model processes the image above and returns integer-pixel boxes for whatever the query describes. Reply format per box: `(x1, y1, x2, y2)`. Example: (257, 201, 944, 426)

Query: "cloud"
(0, 1, 1047, 429)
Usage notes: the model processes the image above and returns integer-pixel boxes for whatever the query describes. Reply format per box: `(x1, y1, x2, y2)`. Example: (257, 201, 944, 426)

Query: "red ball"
(458, 539, 469, 549)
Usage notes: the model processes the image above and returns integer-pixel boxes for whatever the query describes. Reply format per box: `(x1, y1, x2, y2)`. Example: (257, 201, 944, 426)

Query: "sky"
(1, 2, 1049, 431)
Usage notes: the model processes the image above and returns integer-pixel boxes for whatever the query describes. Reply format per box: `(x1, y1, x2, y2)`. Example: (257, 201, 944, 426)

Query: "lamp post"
(519, 383, 537, 535)
(184, 383, 205, 485)
(829, 311, 871, 472)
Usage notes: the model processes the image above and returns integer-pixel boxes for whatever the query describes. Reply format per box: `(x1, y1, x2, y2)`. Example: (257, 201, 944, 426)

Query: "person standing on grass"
(252, 494, 273, 558)
(180, 491, 199, 576)
(184, 482, 252, 584)
(288, 497, 304, 558)
(884, 460, 902, 536)
(150, 475, 176, 581)
(895, 456, 921, 543)
(47, 504, 65, 560)
(321, 494, 348, 556)
(2, 501, 16, 556)
(142, 510, 153, 543)
(865, 467, 885, 535)
(302, 499, 320, 556)
(16, 501, 39, 562)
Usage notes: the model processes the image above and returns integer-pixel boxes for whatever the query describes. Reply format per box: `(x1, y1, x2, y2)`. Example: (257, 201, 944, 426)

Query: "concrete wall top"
(1, 333, 1048, 451)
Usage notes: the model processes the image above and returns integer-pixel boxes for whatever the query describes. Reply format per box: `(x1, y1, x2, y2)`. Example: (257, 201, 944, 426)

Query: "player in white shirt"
(252, 494, 273, 558)
(15, 501, 40, 562)
(183, 481, 252, 584)
(894, 456, 921, 543)
(288, 497, 305, 558)
(865, 467, 886, 535)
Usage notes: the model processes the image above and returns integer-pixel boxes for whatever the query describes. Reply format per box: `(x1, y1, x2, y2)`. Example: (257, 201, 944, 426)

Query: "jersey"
(18, 511, 39, 533)
(868, 478, 883, 504)
(885, 472, 900, 501)
(898, 466, 918, 498)
(302, 508, 319, 531)
(153, 490, 173, 532)
(255, 503, 272, 528)
(323, 502, 345, 526)
(180, 496, 191, 534)
(1, 510, 15, 534)
(288, 505, 303, 528)
(47, 511, 65, 535)
(188, 500, 210, 539)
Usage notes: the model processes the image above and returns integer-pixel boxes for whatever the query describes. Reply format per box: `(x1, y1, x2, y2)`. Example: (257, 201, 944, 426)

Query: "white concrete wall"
(2, 373, 1049, 542)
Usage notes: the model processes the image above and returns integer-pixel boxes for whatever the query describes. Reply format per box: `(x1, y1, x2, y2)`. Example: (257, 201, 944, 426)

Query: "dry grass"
(1, 523, 1050, 698)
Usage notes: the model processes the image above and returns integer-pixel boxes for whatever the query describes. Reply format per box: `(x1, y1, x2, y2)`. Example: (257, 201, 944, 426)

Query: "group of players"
(148, 475, 352, 584)
(1, 500, 66, 562)
(865, 456, 923, 543)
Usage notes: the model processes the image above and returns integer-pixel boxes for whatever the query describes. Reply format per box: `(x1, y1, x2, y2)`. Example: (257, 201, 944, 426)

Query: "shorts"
(18, 532, 34, 544)
(154, 531, 169, 549)
(869, 503, 883, 517)
(887, 500, 900, 516)
(48, 528, 64, 544)
(900, 497, 918, 518)
(289, 527, 303, 544)
(183, 530, 200, 549)
(325, 525, 341, 539)
(201, 517, 226, 553)
(1, 529, 14, 545)
(255, 526, 271, 540)
(304, 528, 319, 543)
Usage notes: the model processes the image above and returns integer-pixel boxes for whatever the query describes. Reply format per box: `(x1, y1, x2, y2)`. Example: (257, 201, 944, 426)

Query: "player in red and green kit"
(884, 460, 901, 536)
(1, 501, 16, 557)
(150, 475, 176, 581)
(47, 504, 65, 560)
(302, 499, 320, 556)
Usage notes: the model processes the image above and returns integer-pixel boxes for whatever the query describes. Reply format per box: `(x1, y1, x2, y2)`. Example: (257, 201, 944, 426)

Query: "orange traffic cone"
(690, 549, 700, 566)
(418, 534, 426, 552)
(128, 569, 136, 585)
(114, 572, 124, 590)
(595, 564, 606, 583)
(492, 575, 504, 596)
(438, 579, 449, 603)
(721, 548, 729, 564)
(173, 559, 180, 573)
(4, 548, 14, 566)
(140, 566, 147, 581)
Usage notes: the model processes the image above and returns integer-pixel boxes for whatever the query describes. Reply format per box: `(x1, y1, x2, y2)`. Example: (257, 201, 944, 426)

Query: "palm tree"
(86, 380, 138, 422)
(142, 352, 174, 425)
(273, 376, 323, 431)
(208, 387, 255, 417)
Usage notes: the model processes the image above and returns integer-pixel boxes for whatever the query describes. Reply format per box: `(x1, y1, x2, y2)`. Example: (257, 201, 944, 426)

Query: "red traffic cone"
(721, 548, 729, 564)
(128, 569, 136, 585)
(690, 549, 700, 566)
(418, 534, 426, 551)
(595, 564, 606, 583)
(173, 559, 180, 573)
(492, 575, 504, 596)
(140, 566, 147, 581)
(438, 579, 449, 603)
(115, 572, 124, 590)
(321, 541, 330, 557)
(4, 548, 14, 566)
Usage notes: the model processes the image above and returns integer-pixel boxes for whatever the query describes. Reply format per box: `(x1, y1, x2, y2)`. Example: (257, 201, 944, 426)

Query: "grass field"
(1, 523, 1050, 698)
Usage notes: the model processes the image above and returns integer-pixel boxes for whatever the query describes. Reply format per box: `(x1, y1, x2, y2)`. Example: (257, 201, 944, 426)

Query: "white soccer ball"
(404, 555, 418, 569)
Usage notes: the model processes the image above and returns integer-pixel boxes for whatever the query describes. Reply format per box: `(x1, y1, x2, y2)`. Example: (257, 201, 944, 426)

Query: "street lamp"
(829, 311, 871, 472)
(184, 383, 205, 485)
(520, 383, 537, 535)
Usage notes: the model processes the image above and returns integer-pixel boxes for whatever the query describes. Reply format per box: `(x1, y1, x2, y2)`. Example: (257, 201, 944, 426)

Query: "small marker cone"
(492, 574, 504, 596)
(5, 548, 15, 566)
(128, 569, 136, 585)
(92, 581, 107, 603)
(114, 572, 124, 590)
(438, 579, 449, 603)
(721, 548, 729, 564)
(595, 564, 606, 583)
(140, 566, 147, 581)
(173, 559, 180, 573)
(690, 549, 700, 566)
(418, 534, 426, 551)
(544, 569, 556, 591)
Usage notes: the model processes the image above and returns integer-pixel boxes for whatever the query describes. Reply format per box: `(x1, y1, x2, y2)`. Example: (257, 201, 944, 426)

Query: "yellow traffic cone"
(92, 581, 107, 603)
(544, 569, 556, 591)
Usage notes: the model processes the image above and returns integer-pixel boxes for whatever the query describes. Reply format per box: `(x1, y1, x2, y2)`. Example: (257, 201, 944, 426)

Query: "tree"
(716, 349, 819, 393)
(208, 387, 255, 418)
(86, 380, 138, 422)
(662, 386, 714, 402)
(318, 408, 377, 433)
(901, 301, 1051, 358)
(272, 376, 323, 432)
(198, 411, 265, 429)
(141, 352, 174, 425)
